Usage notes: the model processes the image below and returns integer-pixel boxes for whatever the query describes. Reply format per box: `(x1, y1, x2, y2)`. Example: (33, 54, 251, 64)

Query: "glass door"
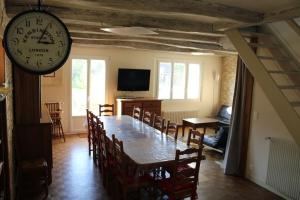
(71, 58, 106, 132)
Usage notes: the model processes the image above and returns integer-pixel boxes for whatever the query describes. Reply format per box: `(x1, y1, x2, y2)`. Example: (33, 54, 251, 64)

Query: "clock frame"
(3, 10, 72, 75)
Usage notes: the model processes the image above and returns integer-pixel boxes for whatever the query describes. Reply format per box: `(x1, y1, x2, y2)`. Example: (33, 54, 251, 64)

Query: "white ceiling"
(210, 0, 300, 12)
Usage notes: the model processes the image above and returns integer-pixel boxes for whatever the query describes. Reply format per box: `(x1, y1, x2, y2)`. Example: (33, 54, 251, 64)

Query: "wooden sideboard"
(115, 98, 162, 116)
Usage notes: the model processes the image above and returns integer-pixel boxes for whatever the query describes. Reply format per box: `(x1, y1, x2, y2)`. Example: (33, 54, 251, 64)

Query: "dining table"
(98, 115, 189, 172)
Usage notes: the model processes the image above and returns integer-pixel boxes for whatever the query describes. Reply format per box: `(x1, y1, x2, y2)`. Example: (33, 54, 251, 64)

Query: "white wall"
(245, 21, 299, 198)
(246, 82, 295, 197)
(41, 45, 222, 133)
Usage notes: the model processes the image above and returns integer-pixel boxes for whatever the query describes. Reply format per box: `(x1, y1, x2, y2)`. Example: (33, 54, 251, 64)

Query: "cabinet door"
(143, 101, 161, 115)
(122, 102, 142, 116)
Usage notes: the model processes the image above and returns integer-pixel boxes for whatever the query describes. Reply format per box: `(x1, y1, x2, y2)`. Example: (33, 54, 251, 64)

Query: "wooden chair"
(86, 109, 93, 156)
(99, 104, 114, 116)
(112, 134, 152, 200)
(166, 120, 179, 140)
(142, 110, 153, 126)
(45, 102, 65, 142)
(132, 106, 142, 120)
(91, 113, 103, 165)
(152, 114, 165, 133)
(98, 125, 110, 188)
(157, 147, 203, 200)
(187, 129, 205, 147)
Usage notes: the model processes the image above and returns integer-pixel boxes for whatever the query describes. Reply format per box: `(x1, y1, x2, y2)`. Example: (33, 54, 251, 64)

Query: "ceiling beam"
(264, 5, 300, 23)
(216, 4, 300, 31)
(67, 24, 220, 44)
(70, 32, 226, 51)
(286, 19, 300, 37)
(72, 38, 204, 53)
(6, 0, 263, 24)
(6, 6, 217, 34)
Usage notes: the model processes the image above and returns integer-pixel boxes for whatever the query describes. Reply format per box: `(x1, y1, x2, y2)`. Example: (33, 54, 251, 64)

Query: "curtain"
(224, 56, 254, 176)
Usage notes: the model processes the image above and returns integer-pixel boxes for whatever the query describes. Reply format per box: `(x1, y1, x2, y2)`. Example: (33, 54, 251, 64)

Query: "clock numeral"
(17, 49, 23, 56)
(25, 20, 31, 27)
(48, 58, 53, 64)
(57, 51, 62, 57)
(36, 60, 42, 68)
(26, 57, 30, 64)
(36, 17, 43, 25)
(17, 27, 24, 35)
(58, 41, 64, 47)
(11, 38, 19, 45)
(55, 31, 62, 37)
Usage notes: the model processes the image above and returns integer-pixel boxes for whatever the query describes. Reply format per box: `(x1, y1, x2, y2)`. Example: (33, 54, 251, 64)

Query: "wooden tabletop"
(182, 117, 218, 124)
(99, 115, 188, 167)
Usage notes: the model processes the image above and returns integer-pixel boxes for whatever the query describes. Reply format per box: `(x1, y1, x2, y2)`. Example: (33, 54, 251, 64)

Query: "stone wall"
(220, 56, 237, 106)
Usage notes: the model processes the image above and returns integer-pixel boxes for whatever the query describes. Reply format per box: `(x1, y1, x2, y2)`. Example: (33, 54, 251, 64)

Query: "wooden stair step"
(279, 85, 300, 89)
(258, 56, 289, 62)
(291, 102, 300, 107)
(240, 31, 271, 37)
(248, 43, 280, 48)
(267, 70, 300, 74)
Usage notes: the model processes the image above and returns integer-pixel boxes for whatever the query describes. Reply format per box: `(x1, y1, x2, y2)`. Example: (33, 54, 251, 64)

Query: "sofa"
(203, 105, 231, 154)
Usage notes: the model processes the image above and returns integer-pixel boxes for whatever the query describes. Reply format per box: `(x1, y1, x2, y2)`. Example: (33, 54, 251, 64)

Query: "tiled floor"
(23, 134, 282, 200)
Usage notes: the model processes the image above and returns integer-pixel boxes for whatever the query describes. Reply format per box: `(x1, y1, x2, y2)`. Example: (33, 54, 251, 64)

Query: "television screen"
(117, 68, 150, 91)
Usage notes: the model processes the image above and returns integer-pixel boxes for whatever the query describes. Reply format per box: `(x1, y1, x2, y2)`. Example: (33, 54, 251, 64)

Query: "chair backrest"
(112, 134, 126, 175)
(86, 109, 93, 137)
(98, 127, 108, 171)
(142, 110, 153, 125)
(166, 120, 179, 140)
(152, 114, 165, 133)
(132, 106, 142, 120)
(45, 102, 61, 113)
(172, 147, 203, 198)
(99, 104, 114, 116)
(187, 129, 204, 147)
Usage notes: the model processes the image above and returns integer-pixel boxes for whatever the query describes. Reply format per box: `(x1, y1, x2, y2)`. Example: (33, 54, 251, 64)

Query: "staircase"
(225, 20, 300, 146)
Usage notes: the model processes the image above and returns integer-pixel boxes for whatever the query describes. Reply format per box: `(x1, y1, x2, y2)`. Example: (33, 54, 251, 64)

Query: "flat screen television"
(117, 68, 150, 91)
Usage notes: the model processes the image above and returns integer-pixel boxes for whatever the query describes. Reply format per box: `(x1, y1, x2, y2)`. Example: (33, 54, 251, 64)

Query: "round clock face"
(3, 10, 72, 75)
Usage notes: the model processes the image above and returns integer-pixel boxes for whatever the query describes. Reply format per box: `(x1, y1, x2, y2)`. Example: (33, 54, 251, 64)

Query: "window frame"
(70, 56, 107, 117)
(156, 60, 202, 101)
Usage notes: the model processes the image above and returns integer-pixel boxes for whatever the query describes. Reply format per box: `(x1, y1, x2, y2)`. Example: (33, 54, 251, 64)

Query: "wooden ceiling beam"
(70, 32, 226, 51)
(67, 24, 221, 44)
(6, 0, 263, 24)
(6, 6, 216, 34)
(264, 5, 300, 23)
(72, 38, 202, 53)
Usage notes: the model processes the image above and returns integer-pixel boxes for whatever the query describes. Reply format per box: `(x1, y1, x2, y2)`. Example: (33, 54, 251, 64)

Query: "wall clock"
(3, 10, 72, 75)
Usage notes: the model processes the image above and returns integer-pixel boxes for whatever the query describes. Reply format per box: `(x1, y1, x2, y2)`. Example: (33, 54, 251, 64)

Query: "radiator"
(266, 138, 300, 200)
(162, 110, 199, 124)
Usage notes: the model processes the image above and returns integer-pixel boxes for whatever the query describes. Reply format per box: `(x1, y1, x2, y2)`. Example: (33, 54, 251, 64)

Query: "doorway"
(70, 58, 106, 132)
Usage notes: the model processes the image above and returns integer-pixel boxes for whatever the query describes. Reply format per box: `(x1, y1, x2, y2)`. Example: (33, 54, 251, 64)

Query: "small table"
(182, 117, 219, 137)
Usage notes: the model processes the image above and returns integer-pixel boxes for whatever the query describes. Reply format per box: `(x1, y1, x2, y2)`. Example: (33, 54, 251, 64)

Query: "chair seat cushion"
(158, 178, 196, 193)
(203, 126, 229, 148)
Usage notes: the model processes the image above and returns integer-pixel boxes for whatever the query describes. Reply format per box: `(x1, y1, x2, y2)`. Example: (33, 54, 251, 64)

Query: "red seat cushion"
(158, 177, 197, 199)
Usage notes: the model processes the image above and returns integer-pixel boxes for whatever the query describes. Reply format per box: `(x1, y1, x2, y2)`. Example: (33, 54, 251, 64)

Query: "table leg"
(192, 126, 196, 138)
(182, 122, 185, 137)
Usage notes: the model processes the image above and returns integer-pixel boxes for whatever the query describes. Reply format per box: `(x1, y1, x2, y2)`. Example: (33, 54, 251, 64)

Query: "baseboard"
(246, 175, 292, 200)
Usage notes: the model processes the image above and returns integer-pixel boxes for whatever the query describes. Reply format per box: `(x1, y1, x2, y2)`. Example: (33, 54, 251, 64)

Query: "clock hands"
(38, 22, 54, 44)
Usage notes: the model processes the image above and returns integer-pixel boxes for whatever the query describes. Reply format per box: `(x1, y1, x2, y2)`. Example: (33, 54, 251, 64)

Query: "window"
(72, 59, 106, 116)
(157, 61, 201, 100)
